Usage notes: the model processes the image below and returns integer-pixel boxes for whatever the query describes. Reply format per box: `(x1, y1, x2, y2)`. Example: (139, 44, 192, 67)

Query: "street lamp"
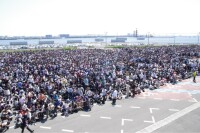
(147, 32, 150, 45)
(174, 35, 176, 45)
(105, 32, 107, 46)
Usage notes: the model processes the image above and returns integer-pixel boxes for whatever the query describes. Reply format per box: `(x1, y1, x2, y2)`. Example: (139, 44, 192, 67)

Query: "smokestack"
(136, 28, 138, 37)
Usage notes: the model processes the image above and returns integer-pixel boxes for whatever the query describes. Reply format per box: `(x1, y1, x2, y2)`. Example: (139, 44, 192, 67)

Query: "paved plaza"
(7, 77, 200, 133)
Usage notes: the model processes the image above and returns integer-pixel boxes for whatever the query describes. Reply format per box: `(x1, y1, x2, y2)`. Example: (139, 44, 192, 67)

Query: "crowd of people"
(0, 45, 200, 133)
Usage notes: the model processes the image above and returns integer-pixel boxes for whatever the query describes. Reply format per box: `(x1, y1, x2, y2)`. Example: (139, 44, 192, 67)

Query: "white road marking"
(149, 108, 160, 114)
(122, 95, 126, 99)
(144, 116, 155, 124)
(143, 92, 150, 97)
(121, 129, 124, 133)
(143, 91, 155, 96)
(137, 102, 200, 133)
(166, 84, 171, 88)
(80, 114, 91, 117)
(58, 112, 62, 115)
(40, 126, 51, 129)
(153, 98, 163, 100)
(121, 118, 133, 126)
(188, 92, 192, 96)
(188, 98, 198, 103)
(115, 105, 122, 107)
(93, 103, 97, 106)
(130, 106, 141, 109)
(193, 98, 198, 102)
(170, 99, 180, 101)
(100, 116, 112, 119)
(10, 126, 14, 129)
(62, 129, 74, 132)
(168, 109, 179, 112)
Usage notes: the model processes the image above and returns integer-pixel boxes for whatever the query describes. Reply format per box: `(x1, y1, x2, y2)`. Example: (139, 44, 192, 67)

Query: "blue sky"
(0, 0, 200, 36)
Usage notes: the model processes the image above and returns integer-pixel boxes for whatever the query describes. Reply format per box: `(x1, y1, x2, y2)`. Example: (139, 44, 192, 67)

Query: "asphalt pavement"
(7, 77, 200, 133)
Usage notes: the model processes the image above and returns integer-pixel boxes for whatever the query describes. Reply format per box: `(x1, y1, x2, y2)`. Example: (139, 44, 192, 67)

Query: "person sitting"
(93, 93, 101, 104)
(61, 101, 69, 117)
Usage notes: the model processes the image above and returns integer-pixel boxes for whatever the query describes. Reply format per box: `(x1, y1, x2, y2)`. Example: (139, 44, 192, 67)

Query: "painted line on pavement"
(80, 114, 91, 117)
(40, 126, 51, 129)
(10, 126, 14, 129)
(121, 129, 124, 133)
(149, 108, 160, 114)
(122, 95, 126, 99)
(193, 98, 198, 102)
(188, 98, 198, 103)
(144, 116, 155, 124)
(62, 129, 74, 132)
(115, 105, 122, 107)
(136, 102, 200, 133)
(143, 92, 151, 97)
(168, 109, 179, 112)
(100, 116, 112, 119)
(188, 92, 192, 96)
(153, 98, 163, 100)
(130, 106, 141, 109)
(154, 88, 200, 94)
(57, 112, 62, 116)
(170, 99, 180, 101)
(121, 118, 133, 126)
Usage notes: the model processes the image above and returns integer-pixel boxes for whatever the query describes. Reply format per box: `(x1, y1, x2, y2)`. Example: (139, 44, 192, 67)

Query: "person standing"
(101, 88, 107, 104)
(125, 83, 130, 98)
(193, 71, 197, 83)
(20, 115, 34, 133)
(111, 89, 118, 105)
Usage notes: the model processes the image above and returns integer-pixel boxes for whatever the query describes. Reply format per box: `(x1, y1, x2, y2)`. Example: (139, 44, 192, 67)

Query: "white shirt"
(19, 97, 25, 105)
(101, 88, 107, 96)
(126, 84, 130, 91)
(4, 89, 10, 95)
(139, 73, 144, 79)
(27, 112, 31, 119)
(112, 90, 118, 99)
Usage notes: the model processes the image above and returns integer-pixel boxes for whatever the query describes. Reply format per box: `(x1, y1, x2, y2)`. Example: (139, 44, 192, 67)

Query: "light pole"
(174, 35, 176, 45)
(147, 32, 150, 45)
(105, 32, 107, 46)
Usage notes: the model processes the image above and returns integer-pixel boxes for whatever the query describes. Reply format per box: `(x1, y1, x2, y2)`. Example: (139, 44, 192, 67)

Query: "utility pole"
(105, 32, 107, 46)
(174, 35, 176, 45)
(136, 28, 138, 37)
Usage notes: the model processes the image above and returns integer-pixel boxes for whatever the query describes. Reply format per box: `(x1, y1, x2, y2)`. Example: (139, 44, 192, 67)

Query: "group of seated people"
(0, 45, 199, 131)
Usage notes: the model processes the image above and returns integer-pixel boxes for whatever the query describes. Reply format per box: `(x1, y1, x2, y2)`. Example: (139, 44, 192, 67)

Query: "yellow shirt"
(193, 72, 197, 77)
